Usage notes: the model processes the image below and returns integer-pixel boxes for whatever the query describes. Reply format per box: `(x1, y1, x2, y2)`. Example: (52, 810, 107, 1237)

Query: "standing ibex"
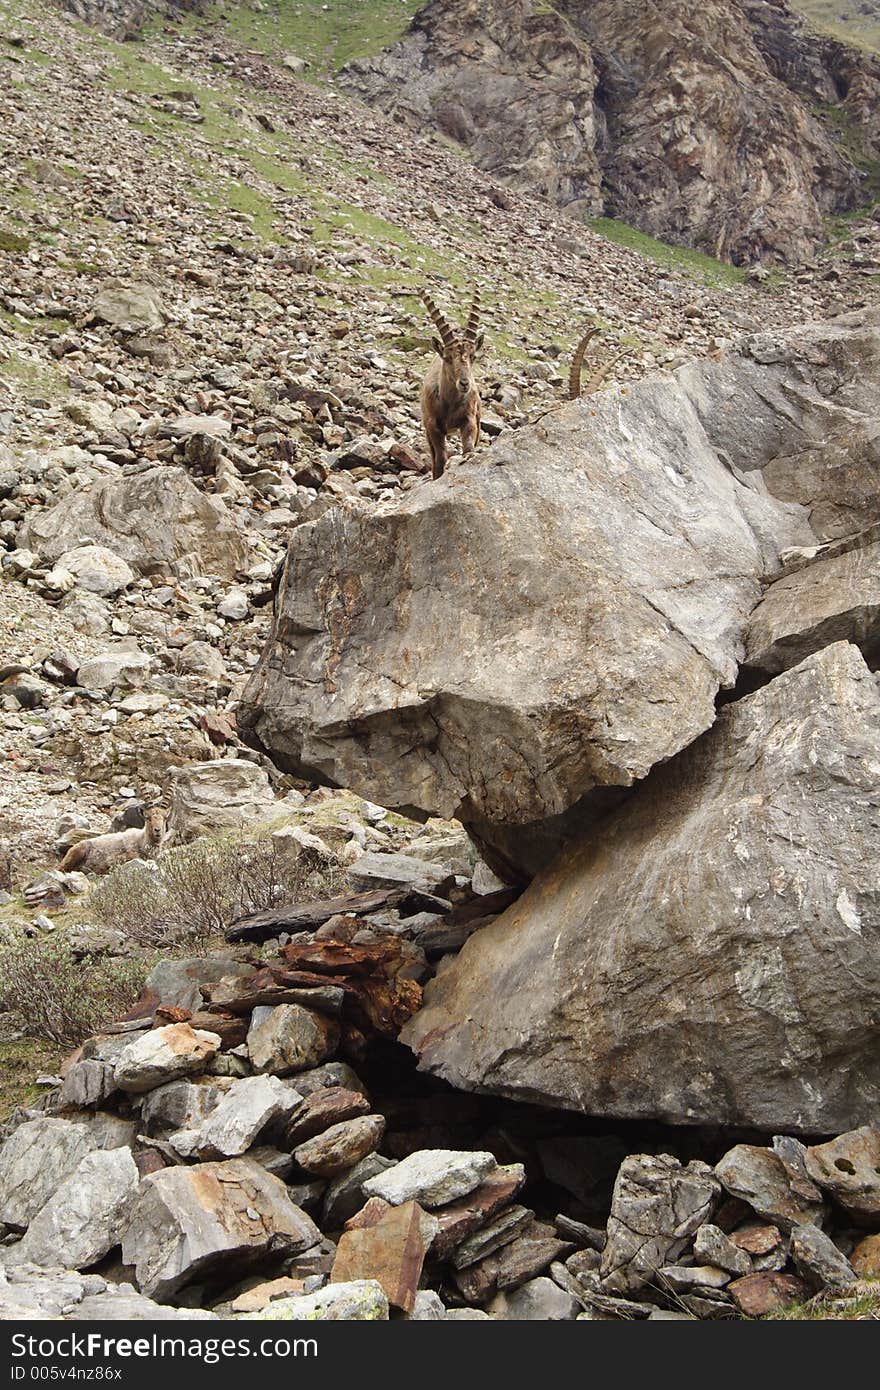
(419, 289, 484, 479)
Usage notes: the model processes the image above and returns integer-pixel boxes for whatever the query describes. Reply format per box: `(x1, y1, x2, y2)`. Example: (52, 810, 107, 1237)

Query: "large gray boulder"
(166, 759, 276, 843)
(4, 1149, 139, 1271)
(20, 466, 249, 580)
(0, 1118, 132, 1231)
(403, 643, 880, 1131)
(240, 319, 844, 879)
(745, 539, 880, 676)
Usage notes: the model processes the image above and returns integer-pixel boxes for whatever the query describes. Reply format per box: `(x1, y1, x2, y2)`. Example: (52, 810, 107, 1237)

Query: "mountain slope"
(340, 0, 880, 264)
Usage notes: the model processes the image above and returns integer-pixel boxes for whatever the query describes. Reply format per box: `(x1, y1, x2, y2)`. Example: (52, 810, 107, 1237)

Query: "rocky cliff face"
(341, 0, 880, 263)
(57, 0, 205, 40)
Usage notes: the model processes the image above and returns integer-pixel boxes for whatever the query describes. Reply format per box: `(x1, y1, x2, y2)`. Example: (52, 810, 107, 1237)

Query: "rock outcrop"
(341, 0, 880, 263)
(403, 643, 880, 1130)
(240, 311, 880, 879)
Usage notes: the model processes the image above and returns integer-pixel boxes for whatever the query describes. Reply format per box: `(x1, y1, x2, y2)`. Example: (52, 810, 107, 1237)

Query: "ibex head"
(421, 289, 484, 400)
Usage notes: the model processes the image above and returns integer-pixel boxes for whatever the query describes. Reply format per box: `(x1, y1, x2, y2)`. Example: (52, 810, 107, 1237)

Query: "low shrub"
(0, 935, 149, 1049)
(85, 831, 343, 949)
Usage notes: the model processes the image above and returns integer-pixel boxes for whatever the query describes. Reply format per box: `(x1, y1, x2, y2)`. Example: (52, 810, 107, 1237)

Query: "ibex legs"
(426, 424, 448, 480)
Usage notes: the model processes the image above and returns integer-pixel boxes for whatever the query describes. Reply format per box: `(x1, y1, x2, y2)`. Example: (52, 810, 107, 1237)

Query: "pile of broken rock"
(1, 942, 878, 1320)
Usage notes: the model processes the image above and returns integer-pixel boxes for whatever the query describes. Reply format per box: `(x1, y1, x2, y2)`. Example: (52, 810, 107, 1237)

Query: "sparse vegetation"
(766, 1286, 880, 1320)
(0, 937, 149, 1049)
(589, 217, 747, 289)
(85, 832, 343, 949)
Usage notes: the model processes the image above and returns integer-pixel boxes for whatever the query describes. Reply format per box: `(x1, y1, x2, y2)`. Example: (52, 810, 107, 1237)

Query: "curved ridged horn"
(568, 327, 599, 399)
(420, 291, 456, 348)
(464, 288, 482, 343)
(582, 353, 622, 396)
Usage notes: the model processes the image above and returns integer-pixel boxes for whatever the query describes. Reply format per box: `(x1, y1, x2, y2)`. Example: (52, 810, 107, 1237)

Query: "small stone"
(362, 1149, 497, 1209)
(487, 1276, 580, 1320)
(693, 1224, 752, 1275)
(244, 1280, 388, 1320)
(294, 1115, 386, 1177)
(790, 1224, 857, 1291)
(727, 1271, 810, 1317)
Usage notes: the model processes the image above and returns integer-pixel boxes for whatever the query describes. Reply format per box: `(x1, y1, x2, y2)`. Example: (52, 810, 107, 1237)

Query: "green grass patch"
(589, 217, 746, 288)
(0, 1037, 62, 1122)
(0, 228, 30, 253)
(766, 1288, 880, 1320)
(146, 0, 421, 75)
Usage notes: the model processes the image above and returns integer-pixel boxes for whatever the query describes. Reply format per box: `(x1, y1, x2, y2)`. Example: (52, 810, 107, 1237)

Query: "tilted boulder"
(600, 1154, 720, 1296)
(121, 1160, 321, 1300)
(403, 643, 880, 1131)
(0, 1117, 133, 1231)
(4, 1149, 139, 1271)
(745, 538, 880, 676)
(19, 466, 249, 580)
(240, 321, 833, 879)
(166, 759, 276, 843)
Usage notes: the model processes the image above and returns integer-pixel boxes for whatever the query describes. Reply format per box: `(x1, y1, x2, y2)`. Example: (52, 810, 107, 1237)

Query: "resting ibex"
(420, 289, 484, 479)
(60, 807, 168, 875)
(569, 326, 621, 399)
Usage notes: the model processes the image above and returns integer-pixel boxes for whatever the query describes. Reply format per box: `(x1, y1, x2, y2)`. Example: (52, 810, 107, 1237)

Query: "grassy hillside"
(145, 0, 424, 72)
(790, 0, 880, 53)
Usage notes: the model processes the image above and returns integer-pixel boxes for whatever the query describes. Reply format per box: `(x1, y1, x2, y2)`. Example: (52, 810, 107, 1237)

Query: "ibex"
(60, 806, 168, 875)
(569, 326, 620, 398)
(419, 289, 484, 479)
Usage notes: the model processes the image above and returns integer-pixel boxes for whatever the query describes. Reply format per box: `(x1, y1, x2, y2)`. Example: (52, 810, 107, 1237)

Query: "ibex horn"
(568, 327, 600, 399)
(420, 291, 456, 348)
(464, 288, 482, 343)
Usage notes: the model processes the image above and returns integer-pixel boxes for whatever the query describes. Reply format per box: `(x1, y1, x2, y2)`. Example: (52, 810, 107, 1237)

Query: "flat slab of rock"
(727, 1271, 810, 1316)
(114, 1023, 221, 1094)
(121, 1159, 321, 1300)
(404, 643, 880, 1131)
(347, 851, 455, 896)
(194, 1076, 301, 1159)
(363, 1149, 497, 1209)
(285, 1087, 371, 1145)
(244, 1280, 389, 1320)
(330, 1200, 434, 1313)
(745, 539, 880, 675)
(431, 1163, 526, 1260)
(5, 1149, 138, 1270)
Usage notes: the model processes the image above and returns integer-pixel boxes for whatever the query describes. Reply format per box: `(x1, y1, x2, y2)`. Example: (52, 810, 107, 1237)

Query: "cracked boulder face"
(403, 643, 880, 1131)
(599, 1154, 720, 1295)
(241, 315, 880, 879)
